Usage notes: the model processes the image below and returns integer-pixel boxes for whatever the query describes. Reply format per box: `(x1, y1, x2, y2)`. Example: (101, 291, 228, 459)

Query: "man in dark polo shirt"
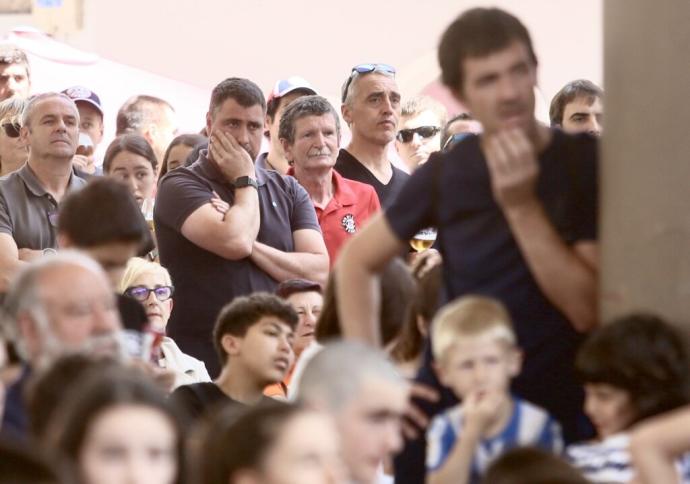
(0, 92, 85, 292)
(336, 9, 599, 482)
(279, 95, 380, 266)
(335, 63, 409, 208)
(155, 77, 329, 377)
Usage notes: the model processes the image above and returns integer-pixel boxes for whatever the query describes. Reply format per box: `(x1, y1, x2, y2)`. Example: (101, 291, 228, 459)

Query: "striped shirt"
(426, 396, 563, 483)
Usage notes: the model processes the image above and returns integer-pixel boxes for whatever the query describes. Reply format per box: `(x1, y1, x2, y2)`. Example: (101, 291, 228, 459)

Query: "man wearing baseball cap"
(62, 85, 105, 175)
(256, 76, 315, 175)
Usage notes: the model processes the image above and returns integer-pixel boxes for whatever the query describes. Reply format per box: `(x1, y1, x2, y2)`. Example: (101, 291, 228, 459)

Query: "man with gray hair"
(280, 95, 380, 265)
(1, 251, 122, 439)
(116, 94, 178, 168)
(0, 92, 85, 292)
(298, 341, 409, 484)
(335, 64, 409, 208)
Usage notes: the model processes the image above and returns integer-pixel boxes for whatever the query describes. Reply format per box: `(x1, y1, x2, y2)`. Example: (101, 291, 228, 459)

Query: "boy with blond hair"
(426, 296, 563, 484)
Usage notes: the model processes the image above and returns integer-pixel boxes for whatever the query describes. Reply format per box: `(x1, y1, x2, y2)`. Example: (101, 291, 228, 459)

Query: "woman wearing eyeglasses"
(119, 257, 211, 389)
(0, 97, 28, 176)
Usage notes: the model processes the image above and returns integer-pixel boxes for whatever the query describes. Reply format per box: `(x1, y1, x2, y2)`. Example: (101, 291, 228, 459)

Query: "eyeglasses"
(396, 126, 441, 143)
(341, 63, 396, 103)
(443, 132, 472, 151)
(1, 122, 20, 138)
(124, 285, 174, 302)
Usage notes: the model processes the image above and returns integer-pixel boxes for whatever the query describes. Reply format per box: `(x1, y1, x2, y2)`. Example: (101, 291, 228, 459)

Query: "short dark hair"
(0, 45, 30, 78)
(209, 78, 266, 118)
(576, 313, 690, 426)
(266, 88, 315, 120)
(278, 95, 340, 146)
(275, 278, 322, 299)
(116, 95, 174, 136)
(196, 402, 303, 484)
(549, 79, 603, 126)
(58, 177, 150, 248)
(103, 133, 158, 174)
(159, 133, 207, 179)
(316, 259, 415, 345)
(483, 447, 589, 484)
(438, 8, 538, 97)
(213, 293, 298, 366)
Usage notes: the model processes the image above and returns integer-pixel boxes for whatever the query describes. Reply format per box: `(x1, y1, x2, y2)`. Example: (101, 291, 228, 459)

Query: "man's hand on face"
(484, 128, 539, 210)
(208, 129, 256, 184)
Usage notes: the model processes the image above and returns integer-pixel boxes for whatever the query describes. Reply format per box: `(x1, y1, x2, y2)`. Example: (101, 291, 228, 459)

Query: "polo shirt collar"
(198, 149, 267, 186)
(287, 167, 357, 209)
(18, 163, 83, 197)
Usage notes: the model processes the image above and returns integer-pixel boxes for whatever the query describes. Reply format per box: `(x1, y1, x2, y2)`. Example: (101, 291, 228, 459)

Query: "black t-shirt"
(387, 129, 598, 442)
(335, 149, 409, 208)
(169, 382, 273, 425)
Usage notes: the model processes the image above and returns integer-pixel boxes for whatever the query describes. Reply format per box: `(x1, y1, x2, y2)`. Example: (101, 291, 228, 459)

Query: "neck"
(346, 137, 391, 172)
(215, 364, 266, 405)
(27, 156, 74, 202)
(294, 166, 334, 209)
(265, 147, 291, 175)
(483, 395, 514, 438)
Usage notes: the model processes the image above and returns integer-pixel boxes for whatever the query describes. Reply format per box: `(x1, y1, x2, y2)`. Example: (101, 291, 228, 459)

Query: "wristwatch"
(233, 176, 259, 191)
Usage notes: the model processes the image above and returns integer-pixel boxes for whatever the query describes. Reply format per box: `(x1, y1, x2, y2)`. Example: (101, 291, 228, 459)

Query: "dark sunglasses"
(124, 285, 174, 302)
(396, 126, 441, 144)
(1, 122, 21, 138)
(341, 63, 396, 103)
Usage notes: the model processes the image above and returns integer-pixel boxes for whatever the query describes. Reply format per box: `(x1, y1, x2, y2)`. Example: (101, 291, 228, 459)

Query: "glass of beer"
(410, 228, 437, 252)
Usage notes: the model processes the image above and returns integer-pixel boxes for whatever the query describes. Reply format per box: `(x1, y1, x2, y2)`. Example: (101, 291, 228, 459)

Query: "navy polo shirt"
(387, 129, 598, 443)
(154, 151, 320, 370)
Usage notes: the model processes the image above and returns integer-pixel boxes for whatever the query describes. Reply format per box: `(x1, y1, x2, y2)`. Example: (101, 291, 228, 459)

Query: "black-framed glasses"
(1, 122, 20, 138)
(396, 126, 441, 143)
(124, 285, 174, 302)
(443, 132, 472, 151)
(341, 63, 396, 103)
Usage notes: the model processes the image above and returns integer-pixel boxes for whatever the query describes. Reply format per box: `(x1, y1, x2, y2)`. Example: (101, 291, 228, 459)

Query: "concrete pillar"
(601, 0, 690, 323)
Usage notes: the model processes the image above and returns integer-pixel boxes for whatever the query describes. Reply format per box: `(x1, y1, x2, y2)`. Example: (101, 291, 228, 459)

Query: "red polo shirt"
(289, 168, 381, 266)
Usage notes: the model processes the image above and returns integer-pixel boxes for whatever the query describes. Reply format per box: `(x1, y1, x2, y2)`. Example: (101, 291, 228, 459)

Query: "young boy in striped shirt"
(426, 296, 563, 484)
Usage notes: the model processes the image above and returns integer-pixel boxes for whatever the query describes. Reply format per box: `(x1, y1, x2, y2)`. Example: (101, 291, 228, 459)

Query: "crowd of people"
(0, 6, 686, 484)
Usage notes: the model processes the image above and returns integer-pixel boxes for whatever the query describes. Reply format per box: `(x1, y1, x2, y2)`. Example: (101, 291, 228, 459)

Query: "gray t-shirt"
(0, 163, 86, 250)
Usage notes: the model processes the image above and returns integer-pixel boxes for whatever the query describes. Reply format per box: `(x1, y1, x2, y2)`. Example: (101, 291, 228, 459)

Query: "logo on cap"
(64, 86, 93, 100)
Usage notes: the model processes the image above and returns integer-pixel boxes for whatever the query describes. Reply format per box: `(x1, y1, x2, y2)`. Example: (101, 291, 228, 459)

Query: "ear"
(341, 103, 352, 125)
(205, 111, 213, 137)
(416, 315, 429, 338)
(432, 359, 449, 388)
(19, 125, 29, 145)
(264, 114, 273, 138)
(221, 333, 242, 357)
(57, 231, 72, 248)
(233, 469, 262, 484)
(280, 138, 293, 162)
(508, 348, 523, 377)
(143, 125, 156, 147)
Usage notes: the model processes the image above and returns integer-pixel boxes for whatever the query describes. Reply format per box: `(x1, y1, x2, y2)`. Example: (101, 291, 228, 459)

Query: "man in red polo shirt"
(280, 95, 380, 266)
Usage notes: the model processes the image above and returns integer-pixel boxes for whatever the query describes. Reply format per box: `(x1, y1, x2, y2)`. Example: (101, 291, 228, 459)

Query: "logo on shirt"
(341, 214, 356, 234)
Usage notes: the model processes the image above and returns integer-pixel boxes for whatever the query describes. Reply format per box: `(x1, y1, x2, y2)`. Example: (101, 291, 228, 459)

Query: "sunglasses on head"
(396, 126, 441, 143)
(1, 122, 20, 138)
(341, 63, 396, 103)
(124, 285, 174, 302)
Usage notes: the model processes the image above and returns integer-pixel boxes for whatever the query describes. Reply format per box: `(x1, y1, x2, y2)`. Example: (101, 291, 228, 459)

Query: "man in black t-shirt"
(336, 9, 599, 482)
(335, 64, 409, 208)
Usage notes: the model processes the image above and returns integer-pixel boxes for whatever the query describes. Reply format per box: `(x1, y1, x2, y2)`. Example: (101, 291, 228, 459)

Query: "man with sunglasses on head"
(0, 93, 86, 293)
(395, 95, 447, 172)
(335, 63, 410, 208)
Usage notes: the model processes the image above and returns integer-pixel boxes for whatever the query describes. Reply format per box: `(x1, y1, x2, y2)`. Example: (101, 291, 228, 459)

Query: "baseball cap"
(267, 76, 316, 104)
(61, 85, 103, 117)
